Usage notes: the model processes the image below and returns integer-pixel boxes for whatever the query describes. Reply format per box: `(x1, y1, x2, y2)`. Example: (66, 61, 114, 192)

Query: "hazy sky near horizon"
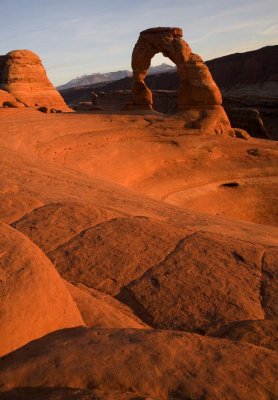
(0, 0, 277, 85)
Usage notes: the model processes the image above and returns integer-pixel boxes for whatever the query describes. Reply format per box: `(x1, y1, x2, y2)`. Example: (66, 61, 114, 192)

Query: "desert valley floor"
(0, 108, 278, 399)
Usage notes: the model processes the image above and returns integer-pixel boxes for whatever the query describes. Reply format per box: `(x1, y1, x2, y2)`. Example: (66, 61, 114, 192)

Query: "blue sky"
(0, 0, 277, 85)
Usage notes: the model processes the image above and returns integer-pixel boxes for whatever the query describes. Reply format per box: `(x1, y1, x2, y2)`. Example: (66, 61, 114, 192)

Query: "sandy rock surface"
(0, 107, 277, 398)
(0, 109, 277, 226)
(0, 222, 84, 356)
(213, 319, 278, 350)
(49, 217, 186, 295)
(65, 281, 148, 329)
(0, 327, 277, 399)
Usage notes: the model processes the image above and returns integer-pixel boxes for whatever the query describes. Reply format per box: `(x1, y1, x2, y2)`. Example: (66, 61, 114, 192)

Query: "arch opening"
(125, 27, 233, 135)
(129, 27, 222, 112)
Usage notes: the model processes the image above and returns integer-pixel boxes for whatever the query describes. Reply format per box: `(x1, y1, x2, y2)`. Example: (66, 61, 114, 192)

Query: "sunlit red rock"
(0, 222, 84, 356)
(0, 327, 277, 399)
(129, 27, 232, 135)
(0, 50, 71, 111)
(0, 40, 277, 399)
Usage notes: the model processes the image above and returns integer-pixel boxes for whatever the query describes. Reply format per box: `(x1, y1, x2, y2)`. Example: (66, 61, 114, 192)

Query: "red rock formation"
(65, 281, 148, 329)
(129, 27, 232, 134)
(213, 319, 278, 351)
(0, 222, 84, 356)
(0, 89, 18, 106)
(0, 327, 277, 399)
(0, 50, 71, 111)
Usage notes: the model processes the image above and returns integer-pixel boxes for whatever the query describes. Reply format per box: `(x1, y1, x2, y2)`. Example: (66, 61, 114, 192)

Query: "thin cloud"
(190, 19, 274, 44)
(260, 24, 278, 35)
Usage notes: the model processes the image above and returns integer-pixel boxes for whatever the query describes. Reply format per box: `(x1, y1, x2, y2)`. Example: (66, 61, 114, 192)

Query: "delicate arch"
(130, 27, 222, 111)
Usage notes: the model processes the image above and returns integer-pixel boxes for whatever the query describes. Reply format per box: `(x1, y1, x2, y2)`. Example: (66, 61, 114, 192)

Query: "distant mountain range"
(57, 63, 175, 90)
(59, 46, 278, 98)
(89, 45, 277, 97)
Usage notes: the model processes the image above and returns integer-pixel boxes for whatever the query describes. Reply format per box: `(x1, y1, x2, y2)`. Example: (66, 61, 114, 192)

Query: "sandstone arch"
(129, 27, 232, 134)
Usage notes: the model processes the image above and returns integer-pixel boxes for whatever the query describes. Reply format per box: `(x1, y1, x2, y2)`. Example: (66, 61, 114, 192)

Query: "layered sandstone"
(129, 27, 232, 134)
(0, 50, 71, 111)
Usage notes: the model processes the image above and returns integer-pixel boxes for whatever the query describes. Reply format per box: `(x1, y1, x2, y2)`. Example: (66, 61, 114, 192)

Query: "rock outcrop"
(48, 216, 185, 296)
(0, 327, 277, 399)
(0, 222, 84, 356)
(225, 107, 271, 138)
(0, 50, 71, 111)
(117, 232, 271, 332)
(213, 319, 278, 351)
(0, 107, 277, 398)
(65, 281, 148, 329)
(0, 89, 18, 106)
(128, 27, 232, 134)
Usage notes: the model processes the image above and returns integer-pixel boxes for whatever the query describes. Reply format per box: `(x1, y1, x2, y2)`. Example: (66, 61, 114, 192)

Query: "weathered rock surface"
(11, 202, 123, 253)
(65, 281, 148, 329)
(3, 100, 26, 108)
(1, 110, 277, 228)
(213, 319, 278, 350)
(226, 107, 271, 139)
(0, 50, 71, 111)
(223, 95, 278, 140)
(0, 387, 138, 400)
(48, 217, 186, 295)
(0, 89, 17, 106)
(0, 327, 277, 400)
(261, 247, 278, 319)
(233, 127, 251, 140)
(0, 222, 84, 356)
(0, 107, 277, 398)
(117, 232, 276, 332)
(129, 27, 232, 135)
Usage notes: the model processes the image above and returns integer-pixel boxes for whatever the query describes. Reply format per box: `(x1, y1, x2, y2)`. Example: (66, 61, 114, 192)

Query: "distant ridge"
(206, 45, 278, 94)
(57, 63, 175, 90)
(59, 45, 278, 97)
(57, 70, 131, 90)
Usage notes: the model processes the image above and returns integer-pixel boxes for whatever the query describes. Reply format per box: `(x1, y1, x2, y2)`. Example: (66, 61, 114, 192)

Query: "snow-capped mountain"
(57, 63, 175, 90)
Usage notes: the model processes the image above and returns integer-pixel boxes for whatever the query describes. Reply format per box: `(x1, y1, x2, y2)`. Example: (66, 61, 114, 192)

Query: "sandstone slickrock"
(213, 319, 278, 351)
(0, 327, 277, 400)
(11, 202, 123, 253)
(117, 232, 273, 332)
(0, 105, 277, 398)
(261, 247, 278, 319)
(0, 388, 139, 400)
(0, 50, 71, 111)
(48, 216, 186, 295)
(1, 110, 277, 231)
(65, 281, 148, 329)
(0, 222, 84, 356)
(129, 27, 232, 135)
